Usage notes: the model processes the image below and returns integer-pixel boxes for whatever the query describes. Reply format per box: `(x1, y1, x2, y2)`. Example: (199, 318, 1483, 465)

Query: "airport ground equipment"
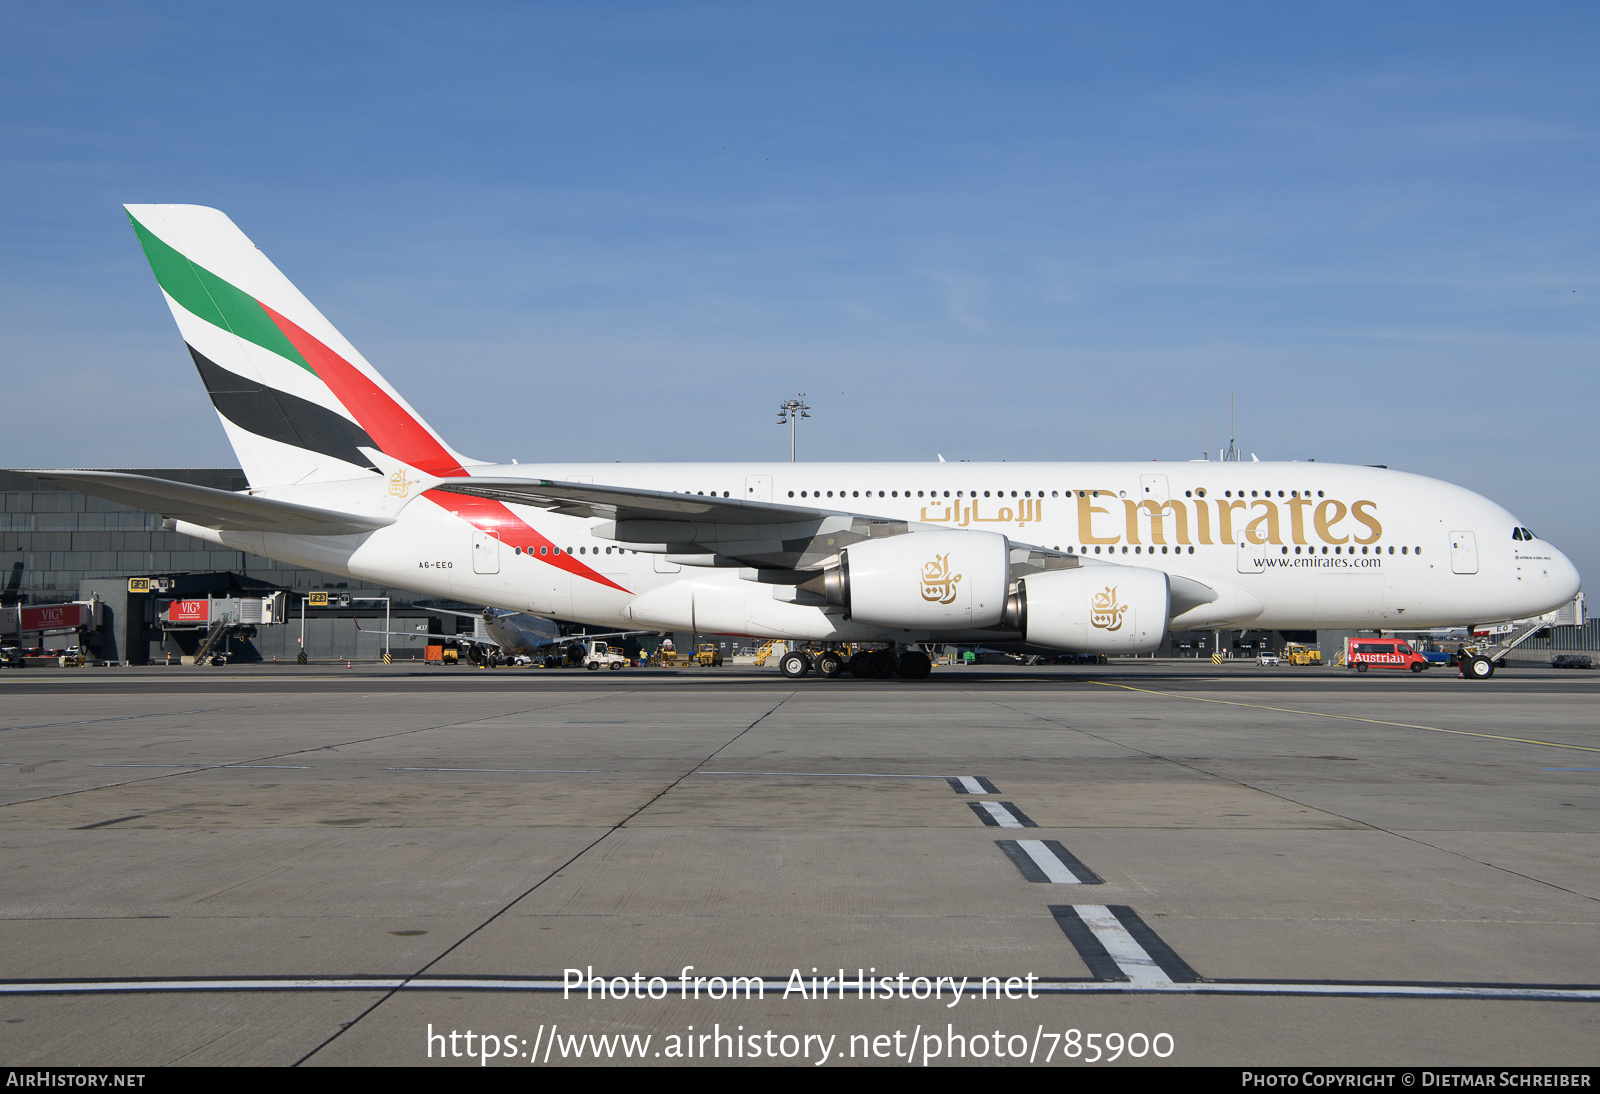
(156, 593, 286, 666)
(583, 640, 628, 671)
(694, 643, 724, 667)
(1346, 637, 1431, 675)
(1283, 642, 1321, 666)
(0, 598, 103, 664)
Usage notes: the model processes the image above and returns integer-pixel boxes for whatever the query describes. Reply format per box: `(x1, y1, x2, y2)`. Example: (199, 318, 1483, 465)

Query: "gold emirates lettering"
(1066, 496, 1382, 547)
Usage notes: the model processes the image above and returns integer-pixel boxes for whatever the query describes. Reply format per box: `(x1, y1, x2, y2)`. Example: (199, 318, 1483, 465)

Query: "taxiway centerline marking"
(1064, 904, 1172, 987)
(998, 839, 1103, 884)
(969, 801, 1036, 828)
(1091, 682, 1600, 754)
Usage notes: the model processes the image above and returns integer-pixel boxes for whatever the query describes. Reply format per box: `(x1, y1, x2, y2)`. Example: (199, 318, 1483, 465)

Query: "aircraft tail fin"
(124, 204, 481, 489)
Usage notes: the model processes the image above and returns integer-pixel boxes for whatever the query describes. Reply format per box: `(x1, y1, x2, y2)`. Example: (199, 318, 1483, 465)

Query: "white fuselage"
(185, 460, 1581, 644)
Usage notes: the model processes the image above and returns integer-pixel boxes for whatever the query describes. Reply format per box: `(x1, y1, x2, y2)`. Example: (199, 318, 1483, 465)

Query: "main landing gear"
(1461, 655, 1496, 680)
(778, 646, 933, 680)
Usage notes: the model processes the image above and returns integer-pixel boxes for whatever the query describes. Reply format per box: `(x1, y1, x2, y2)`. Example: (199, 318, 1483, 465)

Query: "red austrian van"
(1345, 638, 1431, 674)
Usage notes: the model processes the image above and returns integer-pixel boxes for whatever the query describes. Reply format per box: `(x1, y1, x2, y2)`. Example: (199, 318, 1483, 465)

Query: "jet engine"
(1003, 565, 1170, 653)
(823, 530, 1010, 629)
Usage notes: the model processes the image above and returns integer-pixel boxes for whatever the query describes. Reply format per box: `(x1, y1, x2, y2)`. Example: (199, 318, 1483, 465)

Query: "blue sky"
(4, 3, 1597, 577)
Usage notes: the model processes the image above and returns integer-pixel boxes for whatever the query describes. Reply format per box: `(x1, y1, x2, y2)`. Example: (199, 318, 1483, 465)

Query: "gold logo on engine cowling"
(389, 470, 410, 498)
(921, 554, 963, 604)
(1090, 585, 1127, 631)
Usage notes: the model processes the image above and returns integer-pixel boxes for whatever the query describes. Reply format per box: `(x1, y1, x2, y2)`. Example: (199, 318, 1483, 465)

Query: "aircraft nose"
(1549, 545, 1582, 604)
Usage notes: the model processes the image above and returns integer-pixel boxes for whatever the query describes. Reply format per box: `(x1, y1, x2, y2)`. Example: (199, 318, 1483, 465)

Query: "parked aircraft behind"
(420, 608, 642, 666)
(32, 205, 1583, 681)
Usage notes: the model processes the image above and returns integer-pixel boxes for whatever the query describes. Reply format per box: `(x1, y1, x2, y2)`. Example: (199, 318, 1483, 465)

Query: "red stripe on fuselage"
(257, 301, 629, 594)
(425, 491, 631, 593)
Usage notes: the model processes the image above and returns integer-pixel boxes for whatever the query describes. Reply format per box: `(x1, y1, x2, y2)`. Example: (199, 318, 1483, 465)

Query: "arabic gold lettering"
(1089, 585, 1127, 632)
(920, 554, 964, 605)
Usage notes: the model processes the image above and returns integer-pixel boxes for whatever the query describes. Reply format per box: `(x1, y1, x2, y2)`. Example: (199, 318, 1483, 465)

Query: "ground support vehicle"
(1283, 643, 1322, 666)
(583, 640, 628, 671)
(694, 643, 724, 667)
(1346, 638, 1432, 675)
(1551, 654, 1594, 669)
(1256, 652, 1281, 667)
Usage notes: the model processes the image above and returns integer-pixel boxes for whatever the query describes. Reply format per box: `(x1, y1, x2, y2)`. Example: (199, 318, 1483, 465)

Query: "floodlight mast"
(776, 394, 811, 462)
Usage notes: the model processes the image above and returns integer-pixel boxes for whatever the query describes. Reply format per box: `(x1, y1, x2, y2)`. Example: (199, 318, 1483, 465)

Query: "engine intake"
(823, 530, 1010, 629)
(1009, 566, 1170, 653)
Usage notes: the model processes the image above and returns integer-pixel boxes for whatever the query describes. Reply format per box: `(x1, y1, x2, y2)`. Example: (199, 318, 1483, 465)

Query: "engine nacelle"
(1011, 566, 1170, 653)
(827, 530, 1010, 629)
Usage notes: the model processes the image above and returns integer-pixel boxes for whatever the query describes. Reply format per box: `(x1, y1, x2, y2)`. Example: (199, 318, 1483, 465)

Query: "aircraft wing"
(356, 627, 500, 648)
(426, 477, 833, 525)
(429, 476, 916, 570)
(24, 470, 392, 535)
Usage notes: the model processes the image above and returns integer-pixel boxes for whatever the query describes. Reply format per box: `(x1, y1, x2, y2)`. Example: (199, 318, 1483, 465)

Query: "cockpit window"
(1524, 528, 1536, 540)
(1513, 528, 1523, 540)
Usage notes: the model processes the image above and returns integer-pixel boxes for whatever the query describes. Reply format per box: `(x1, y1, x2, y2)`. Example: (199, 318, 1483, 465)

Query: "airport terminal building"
(1, 469, 452, 664)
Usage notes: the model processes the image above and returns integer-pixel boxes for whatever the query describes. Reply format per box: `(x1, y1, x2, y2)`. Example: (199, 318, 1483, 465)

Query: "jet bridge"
(0, 598, 104, 665)
(156, 592, 287, 666)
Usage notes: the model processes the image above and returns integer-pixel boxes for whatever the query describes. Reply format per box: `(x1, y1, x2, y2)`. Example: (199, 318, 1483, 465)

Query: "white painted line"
(956, 776, 987, 794)
(1073, 904, 1172, 987)
(387, 768, 603, 773)
(0, 978, 407, 993)
(978, 801, 1024, 828)
(699, 771, 950, 779)
(91, 764, 309, 770)
(1, 976, 1597, 1001)
(1018, 840, 1080, 884)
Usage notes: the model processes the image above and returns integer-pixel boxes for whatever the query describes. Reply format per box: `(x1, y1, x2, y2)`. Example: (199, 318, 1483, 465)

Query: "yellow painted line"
(1090, 681, 1600, 754)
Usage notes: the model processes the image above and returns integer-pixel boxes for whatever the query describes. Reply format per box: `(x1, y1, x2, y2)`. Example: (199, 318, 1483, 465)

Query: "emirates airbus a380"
(34, 206, 1582, 680)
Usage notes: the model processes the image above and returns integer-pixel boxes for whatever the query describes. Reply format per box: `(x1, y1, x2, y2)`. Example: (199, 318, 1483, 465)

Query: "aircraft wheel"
(846, 652, 870, 678)
(779, 651, 811, 679)
(815, 652, 842, 678)
(896, 651, 932, 679)
(1466, 655, 1495, 679)
(1356, 663, 1368, 673)
(867, 650, 896, 678)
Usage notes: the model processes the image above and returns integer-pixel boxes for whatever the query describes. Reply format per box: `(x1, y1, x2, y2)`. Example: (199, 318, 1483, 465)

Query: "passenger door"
(471, 529, 501, 575)
(1236, 538, 1264, 574)
(1450, 531, 1479, 575)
